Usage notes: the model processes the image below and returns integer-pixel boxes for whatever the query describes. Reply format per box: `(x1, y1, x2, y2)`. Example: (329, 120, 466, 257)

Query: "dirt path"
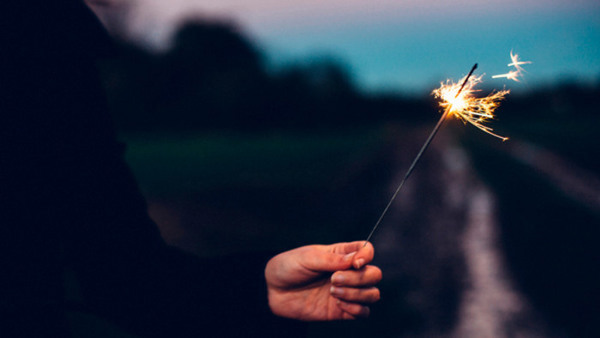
(372, 130, 548, 337)
(449, 146, 545, 338)
(507, 141, 600, 212)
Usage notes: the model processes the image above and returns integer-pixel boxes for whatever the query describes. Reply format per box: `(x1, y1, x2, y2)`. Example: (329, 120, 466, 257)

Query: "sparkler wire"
(363, 64, 478, 246)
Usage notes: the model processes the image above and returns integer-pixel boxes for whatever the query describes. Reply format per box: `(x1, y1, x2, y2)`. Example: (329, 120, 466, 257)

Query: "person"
(0, 1, 382, 337)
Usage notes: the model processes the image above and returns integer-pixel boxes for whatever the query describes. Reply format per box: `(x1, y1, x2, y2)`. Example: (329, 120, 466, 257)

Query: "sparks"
(492, 50, 531, 82)
(364, 62, 516, 245)
(492, 70, 521, 82)
(507, 50, 532, 71)
(432, 74, 509, 141)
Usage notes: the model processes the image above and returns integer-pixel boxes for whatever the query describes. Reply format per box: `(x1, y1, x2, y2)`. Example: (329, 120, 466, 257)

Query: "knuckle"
(344, 288, 363, 302)
(345, 288, 360, 301)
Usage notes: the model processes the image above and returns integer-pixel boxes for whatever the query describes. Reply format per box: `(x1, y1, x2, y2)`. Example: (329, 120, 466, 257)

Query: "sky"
(102, 0, 600, 94)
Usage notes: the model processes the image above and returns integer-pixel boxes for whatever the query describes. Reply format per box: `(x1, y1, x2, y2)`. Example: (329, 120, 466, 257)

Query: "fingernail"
(354, 258, 365, 269)
(330, 286, 343, 296)
(343, 252, 356, 261)
(331, 273, 345, 285)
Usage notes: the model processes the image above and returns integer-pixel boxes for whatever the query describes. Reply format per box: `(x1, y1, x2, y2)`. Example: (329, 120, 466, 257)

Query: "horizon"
(94, 0, 600, 95)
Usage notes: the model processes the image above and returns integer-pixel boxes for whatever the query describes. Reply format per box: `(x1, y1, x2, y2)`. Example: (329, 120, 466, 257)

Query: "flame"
(432, 74, 509, 141)
(492, 50, 531, 82)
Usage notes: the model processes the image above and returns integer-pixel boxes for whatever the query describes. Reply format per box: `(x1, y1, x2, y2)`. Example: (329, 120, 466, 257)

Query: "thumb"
(306, 248, 356, 273)
(326, 241, 375, 270)
(352, 241, 374, 270)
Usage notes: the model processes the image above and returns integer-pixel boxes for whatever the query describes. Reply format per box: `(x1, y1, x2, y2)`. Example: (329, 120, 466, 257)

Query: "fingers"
(330, 241, 375, 270)
(331, 265, 382, 287)
(330, 263, 381, 319)
(293, 241, 377, 277)
(336, 300, 371, 319)
(330, 285, 380, 304)
(350, 241, 374, 270)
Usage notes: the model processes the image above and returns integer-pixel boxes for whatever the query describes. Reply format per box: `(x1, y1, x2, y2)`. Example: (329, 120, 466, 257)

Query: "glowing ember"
(492, 50, 532, 82)
(432, 74, 509, 141)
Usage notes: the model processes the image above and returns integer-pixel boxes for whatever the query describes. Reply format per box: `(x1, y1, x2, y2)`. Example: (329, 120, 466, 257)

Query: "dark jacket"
(0, 2, 302, 337)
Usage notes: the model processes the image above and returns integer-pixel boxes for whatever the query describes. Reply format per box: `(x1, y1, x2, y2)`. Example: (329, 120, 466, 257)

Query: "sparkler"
(364, 62, 512, 245)
(432, 74, 509, 141)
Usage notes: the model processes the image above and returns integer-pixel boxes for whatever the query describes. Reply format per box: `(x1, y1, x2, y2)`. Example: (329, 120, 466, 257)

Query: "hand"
(265, 241, 382, 321)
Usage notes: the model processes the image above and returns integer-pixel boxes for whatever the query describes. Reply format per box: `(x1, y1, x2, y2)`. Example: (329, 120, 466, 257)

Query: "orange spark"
(432, 74, 509, 141)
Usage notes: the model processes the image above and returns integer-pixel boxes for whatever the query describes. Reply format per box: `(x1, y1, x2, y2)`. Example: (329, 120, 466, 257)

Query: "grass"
(500, 115, 600, 174)
(118, 126, 395, 257)
(120, 119, 600, 335)
(120, 127, 387, 198)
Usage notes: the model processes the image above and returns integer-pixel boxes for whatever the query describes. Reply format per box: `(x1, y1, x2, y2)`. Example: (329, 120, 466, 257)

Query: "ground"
(124, 122, 600, 337)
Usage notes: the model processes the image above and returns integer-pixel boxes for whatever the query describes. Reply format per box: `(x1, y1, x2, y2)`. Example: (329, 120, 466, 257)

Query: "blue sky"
(122, 0, 600, 94)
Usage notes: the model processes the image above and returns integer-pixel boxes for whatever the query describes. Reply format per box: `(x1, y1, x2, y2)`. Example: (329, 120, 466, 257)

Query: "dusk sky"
(114, 0, 600, 94)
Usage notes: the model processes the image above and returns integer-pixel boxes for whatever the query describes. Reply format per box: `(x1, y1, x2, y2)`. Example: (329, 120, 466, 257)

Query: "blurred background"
(88, 0, 599, 336)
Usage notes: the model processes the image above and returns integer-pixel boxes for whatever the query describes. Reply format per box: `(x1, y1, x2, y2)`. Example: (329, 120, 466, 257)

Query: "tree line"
(101, 20, 600, 132)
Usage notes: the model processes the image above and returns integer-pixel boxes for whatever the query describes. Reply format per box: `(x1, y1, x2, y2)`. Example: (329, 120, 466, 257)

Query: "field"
(119, 110, 600, 336)
(121, 126, 394, 256)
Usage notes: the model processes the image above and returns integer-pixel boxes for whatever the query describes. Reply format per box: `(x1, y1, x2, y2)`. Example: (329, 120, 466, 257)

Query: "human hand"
(265, 241, 382, 321)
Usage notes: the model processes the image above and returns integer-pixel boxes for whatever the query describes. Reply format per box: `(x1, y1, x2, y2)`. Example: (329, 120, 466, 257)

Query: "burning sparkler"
(432, 74, 509, 141)
(364, 60, 518, 245)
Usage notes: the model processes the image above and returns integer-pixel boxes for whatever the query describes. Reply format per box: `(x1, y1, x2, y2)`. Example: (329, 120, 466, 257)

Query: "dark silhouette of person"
(0, 1, 381, 337)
